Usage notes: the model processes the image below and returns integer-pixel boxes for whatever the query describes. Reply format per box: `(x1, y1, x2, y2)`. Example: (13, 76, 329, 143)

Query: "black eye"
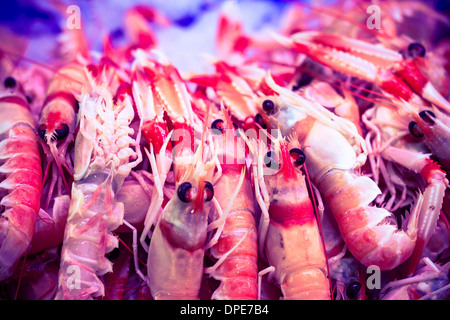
(4, 77, 16, 88)
(55, 123, 70, 140)
(408, 42, 426, 58)
(177, 182, 193, 203)
(408, 121, 424, 138)
(264, 151, 278, 169)
(289, 148, 306, 167)
(211, 119, 225, 134)
(419, 110, 435, 126)
(255, 113, 267, 129)
(262, 99, 276, 115)
(204, 181, 214, 202)
(292, 73, 313, 91)
(38, 124, 47, 141)
(346, 281, 361, 299)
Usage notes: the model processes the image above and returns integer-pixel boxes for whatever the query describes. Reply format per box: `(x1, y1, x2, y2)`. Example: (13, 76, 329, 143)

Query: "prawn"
(254, 73, 423, 271)
(0, 76, 43, 280)
(146, 140, 215, 299)
(250, 131, 331, 299)
(205, 113, 258, 300)
(55, 82, 141, 299)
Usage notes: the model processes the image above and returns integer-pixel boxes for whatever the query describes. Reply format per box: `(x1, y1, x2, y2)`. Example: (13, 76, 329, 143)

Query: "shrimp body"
(0, 78, 42, 280)
(38, 62, 89, 209)
(147, 192, 209, 299)
(147, 149, 214, 300)
(255, 75, 420, 271)
(55, 84, 140, 299)
(255, 136, 330, 299)
(207, 118, 258, 300)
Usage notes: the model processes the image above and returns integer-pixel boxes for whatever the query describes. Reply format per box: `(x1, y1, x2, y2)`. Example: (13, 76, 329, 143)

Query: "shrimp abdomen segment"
(209, 209, 259, 300)
(0, 100, 42, 281)
(209, 164, 258, 300)
(343, 207, 416, 270)
(265, 219, 330, 300)
(320, 170, 417, 271)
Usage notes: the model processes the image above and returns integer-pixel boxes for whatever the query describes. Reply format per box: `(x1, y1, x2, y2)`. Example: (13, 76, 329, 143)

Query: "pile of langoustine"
(0, 2, 450, 300)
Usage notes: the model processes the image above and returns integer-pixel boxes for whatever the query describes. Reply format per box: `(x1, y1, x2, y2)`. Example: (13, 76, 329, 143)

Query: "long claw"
(405, 166, 448, 275)
(273, 31, 401, 82)
(276, 31, 449, 114)
(421, 82, 450, 114)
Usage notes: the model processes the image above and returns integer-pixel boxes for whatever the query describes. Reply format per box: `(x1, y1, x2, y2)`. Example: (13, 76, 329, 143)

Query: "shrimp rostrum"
(55, 82, 141, 299)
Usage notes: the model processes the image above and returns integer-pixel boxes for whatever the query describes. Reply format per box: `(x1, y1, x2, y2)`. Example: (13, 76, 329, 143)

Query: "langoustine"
(250, 131, 331, 299)
(0, 76, 42, 281)
(55, 82, 140, 299)
(205, 114, 259, 300)
(146, 137, 215, 300)
(0, 0, 448, 301)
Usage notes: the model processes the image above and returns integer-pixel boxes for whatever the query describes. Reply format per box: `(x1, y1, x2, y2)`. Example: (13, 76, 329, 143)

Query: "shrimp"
(146, 143, 215, 300)
(37, 14, 92, 210)
(205, 114, 258, 300)
(0, 76, 43, 281)
(329, 256, 366, 300)
(250, 132, 331, 300)
(275, 31, 450, 113)
(254, 73, 424, 271)
(29, 168, 158, 256)
(276, 32, 450, 173)
(302, 81, 363, 135)
(363, 103, 449, 274)
(29, 195, 70, 255)
(55, 82, 141, 299)
(187, 60, 259, 125)
(409, 108, 450, 172)
(102, 238, 132, 300)
(131, 49, 173, 250)
(145, 50, 201, 182)
(38, 61, 88, 209)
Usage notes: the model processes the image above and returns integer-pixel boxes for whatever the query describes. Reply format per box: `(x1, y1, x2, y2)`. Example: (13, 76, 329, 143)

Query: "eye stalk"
(177, 182, 193, 203)
(408, 121, 424, 138)
(408, 42, 426, 58)
(289, 148, 306, 167)
(4, 77, 16, 88)
(211, 119, 225, 134)
(204, 181, 214, 202)
(418, 110, 435, 126)
(55, 123, 70, 140)
(254, 113, 267, 129)
(346, 281, 361, 299)
(262, 99, 276, 115)
(177, 181, 214, 203)
(38, 124, 47, 141)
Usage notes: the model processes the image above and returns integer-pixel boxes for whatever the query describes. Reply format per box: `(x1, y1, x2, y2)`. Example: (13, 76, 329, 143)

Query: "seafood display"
(0, 0, 449, 300)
